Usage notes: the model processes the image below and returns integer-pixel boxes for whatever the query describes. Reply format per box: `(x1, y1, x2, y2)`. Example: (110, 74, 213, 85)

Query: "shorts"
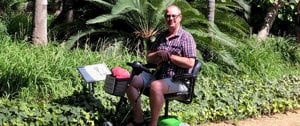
(140, 72, 188, 94)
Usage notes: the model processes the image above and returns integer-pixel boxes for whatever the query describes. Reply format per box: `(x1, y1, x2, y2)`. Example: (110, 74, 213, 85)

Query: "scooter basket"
(104, 75, 129, 96)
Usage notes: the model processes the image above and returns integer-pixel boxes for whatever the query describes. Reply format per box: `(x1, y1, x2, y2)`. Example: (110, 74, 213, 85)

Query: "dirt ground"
(202, 108, 300, 126)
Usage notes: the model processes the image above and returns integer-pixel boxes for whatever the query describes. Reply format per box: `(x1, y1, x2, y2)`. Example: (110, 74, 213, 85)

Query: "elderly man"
(126, 5, 197, 126)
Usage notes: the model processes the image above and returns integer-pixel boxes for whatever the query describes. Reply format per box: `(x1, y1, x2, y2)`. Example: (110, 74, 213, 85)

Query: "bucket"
(158, 116, 182, 126)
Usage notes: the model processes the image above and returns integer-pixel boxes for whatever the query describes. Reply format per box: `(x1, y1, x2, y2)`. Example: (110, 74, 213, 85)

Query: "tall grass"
(4, 12, 32, 41)
(0, 38, 143, 103)
(201, 37, 300, 80)
(233, 37, 300, 80)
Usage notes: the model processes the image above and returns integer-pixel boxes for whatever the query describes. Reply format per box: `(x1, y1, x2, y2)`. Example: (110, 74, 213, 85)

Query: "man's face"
(165, 7, 182, 30)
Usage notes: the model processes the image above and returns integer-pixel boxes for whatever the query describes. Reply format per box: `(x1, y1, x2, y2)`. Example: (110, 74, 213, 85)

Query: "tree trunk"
(208, 0, 215, 23)
(257, 0, 284, 41)
(32, 0, 48, 45)
(208, 0, 215, 39)
(60, 0, 74, 23)
(50, 0, 74, 28)
(296, 0, 300, 43)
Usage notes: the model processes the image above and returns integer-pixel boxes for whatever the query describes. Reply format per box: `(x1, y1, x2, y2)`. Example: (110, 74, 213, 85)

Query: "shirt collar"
(165, 26, 182, 39)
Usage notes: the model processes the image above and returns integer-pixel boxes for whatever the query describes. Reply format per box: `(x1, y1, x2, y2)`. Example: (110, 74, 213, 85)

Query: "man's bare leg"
(126, 76, 145, 125)
(149, 80, 168, 126)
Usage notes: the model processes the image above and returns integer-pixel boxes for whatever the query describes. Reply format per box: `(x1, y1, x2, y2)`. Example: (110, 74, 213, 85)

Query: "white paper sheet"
(77, 63, 112, 83)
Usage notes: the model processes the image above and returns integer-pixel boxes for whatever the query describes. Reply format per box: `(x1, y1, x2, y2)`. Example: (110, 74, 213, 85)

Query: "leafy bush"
(0, 36, 299, 125)
(0, 99, 95, 126)
(5, 12, 32, 41)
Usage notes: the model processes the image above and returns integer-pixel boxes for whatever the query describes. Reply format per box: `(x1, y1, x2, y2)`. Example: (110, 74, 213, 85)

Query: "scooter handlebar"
(126, 61, 151, 73)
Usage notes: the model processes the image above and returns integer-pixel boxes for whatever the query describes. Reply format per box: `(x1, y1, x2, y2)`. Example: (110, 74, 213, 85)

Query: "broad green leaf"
(86, 14, 123, 24)
(85, 0, 113, 8)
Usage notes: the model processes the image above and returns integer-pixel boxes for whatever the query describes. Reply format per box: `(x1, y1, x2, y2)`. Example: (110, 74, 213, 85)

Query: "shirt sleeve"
(182, 32, 197, 58)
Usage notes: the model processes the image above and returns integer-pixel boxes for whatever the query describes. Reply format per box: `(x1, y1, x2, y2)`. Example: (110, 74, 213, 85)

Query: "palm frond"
(187, 29, 210, 38)
(215, 13, 249, 37)
(210, 23, 238, 48)
(111, 0, 145, 14)
(151, 0, 175, 13)
(86, 14, 124, 24)
(64, 28, 125, 49)
(212, 0, 250, 38)
(64, 29, 97, 49)
(84, 0, 114, 9)
(216, 3, 241, 13)
(175, 1, 207, 30)
(233, 0, 251, 20)
(217, 50, 240, 70)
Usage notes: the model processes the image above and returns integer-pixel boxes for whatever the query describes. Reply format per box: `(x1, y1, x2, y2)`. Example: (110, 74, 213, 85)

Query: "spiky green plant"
(86, 0, 172, 39)
(178, 0, 243, 70)
(64, 0, 175, 53)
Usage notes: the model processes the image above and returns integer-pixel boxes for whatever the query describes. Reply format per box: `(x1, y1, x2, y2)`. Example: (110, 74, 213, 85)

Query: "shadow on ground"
(53, 87, 133, 125)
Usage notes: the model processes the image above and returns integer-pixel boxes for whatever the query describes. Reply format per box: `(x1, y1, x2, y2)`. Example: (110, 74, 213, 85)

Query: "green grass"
(0, 34, 299, 125)
(0, 39, 143, 103)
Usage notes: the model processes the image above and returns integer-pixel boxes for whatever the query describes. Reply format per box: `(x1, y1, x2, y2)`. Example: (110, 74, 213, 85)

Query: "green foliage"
(186, 74, 300, 124)
(0, 38, 142, 124)
(190, 0, 250, 38)
(186, 0, 250, 70)
(65, 0, 177, 53)
(0, 21, 8, 34)
(215, 0, 250, 38)
(250, 0, 298, 36)
(0, 0, 27, 16)
(0, 39, 142, 101)
(4, 12, 32, 41)
(0, 99, 95, 125)
(0, 36, 300, 125)
(0, 0, 31, 41)
(233, 37, 300, 79)
(86, 0, 172, 37)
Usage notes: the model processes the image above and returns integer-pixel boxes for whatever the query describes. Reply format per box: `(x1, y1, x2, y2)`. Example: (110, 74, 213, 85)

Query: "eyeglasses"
(165, 14, 181, 19)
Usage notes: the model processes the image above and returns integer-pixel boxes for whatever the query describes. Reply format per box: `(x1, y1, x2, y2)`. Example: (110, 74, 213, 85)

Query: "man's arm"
(169, 54, 195, 69)
(147, 51, 195, 69)
(146, 51, 162, 65)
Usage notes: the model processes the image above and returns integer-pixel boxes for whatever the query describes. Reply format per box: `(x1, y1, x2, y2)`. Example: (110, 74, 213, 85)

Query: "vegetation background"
(0, 0, 300, 125)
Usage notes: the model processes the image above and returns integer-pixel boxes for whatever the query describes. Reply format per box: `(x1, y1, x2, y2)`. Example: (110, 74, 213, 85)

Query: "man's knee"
(130, 75, 144, 88)
(150, 80, 168, 93)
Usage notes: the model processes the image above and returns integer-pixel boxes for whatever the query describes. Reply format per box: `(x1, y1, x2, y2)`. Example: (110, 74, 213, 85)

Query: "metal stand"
(82, 82, 96, 94)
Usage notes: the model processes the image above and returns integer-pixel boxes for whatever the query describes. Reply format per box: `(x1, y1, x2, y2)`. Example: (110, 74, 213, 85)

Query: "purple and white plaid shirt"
(149, 27, 197, 79)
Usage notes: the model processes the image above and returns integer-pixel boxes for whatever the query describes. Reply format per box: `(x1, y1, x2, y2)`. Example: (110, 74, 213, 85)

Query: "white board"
(77, 63, 112, 83)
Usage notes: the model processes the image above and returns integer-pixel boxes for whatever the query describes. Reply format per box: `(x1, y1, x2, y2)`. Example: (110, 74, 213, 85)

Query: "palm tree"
(208, 0, 215, 38)
(82, 0, 174, 52)
(187, 0, 251, 70)
(257, 0, 284, 41)
(32, 0, 48, 45)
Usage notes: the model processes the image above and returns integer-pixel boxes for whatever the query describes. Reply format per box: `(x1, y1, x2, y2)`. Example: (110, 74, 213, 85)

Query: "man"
(126, 5, 197, 126)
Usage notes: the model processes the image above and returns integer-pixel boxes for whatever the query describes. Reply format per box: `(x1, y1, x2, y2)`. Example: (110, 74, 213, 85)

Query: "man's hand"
(157, 50, 170, 61)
